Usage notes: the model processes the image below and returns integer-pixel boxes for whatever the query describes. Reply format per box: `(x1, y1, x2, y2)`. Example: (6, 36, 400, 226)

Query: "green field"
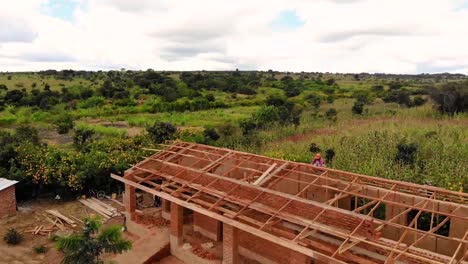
(0, 70, 466, 195)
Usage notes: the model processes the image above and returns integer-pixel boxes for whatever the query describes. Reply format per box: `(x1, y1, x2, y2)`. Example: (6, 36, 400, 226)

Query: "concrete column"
(223, 224, 239, 264)
(123, 184, 136, 220)
(170, 202, 184, 254)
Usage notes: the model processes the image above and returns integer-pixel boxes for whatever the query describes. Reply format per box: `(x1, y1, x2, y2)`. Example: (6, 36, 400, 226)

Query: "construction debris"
(201, 242, 214, 250)
(45, 210, 77, 227)
(78, 198, 120, 219)
(182, 243, 192, 250)
(24, 225, 54, 236)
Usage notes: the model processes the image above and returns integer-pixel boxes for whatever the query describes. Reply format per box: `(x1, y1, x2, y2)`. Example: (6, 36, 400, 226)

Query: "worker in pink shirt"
(311, 153, 325, 167)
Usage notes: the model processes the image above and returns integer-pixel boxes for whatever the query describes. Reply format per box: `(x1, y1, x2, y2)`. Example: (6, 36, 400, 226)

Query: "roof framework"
(112, 141, 468, 264)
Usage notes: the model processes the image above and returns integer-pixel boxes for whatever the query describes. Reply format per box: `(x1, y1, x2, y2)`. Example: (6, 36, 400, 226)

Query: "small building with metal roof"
(0, 178, 18, 218)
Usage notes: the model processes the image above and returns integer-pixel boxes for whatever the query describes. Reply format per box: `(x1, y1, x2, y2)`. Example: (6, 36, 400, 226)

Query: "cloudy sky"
(1, 0, 468, 73)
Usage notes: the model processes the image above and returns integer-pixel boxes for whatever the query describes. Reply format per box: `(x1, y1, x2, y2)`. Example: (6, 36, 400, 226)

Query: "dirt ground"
(0, 198, 131, 264)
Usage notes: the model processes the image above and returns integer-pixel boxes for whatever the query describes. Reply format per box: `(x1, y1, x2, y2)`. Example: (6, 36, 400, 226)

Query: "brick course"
(223, 224, 239, 264)
(239, 230, 310, 264)
(193, 212, 221, 241)
(0, 186, 16, 219)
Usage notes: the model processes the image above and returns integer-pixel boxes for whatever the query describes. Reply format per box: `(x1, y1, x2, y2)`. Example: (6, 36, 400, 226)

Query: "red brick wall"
(170, 203, 183, 238)
(193, 212, 221, 240)
(223, 224, 239, 264)
(0, 186, 16, 218)
(239, 230, 310, 264)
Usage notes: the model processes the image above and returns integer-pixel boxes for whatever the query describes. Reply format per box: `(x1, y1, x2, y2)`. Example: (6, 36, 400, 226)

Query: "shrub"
(285, 86, 300, 97)
(54, 114, 74, 134)
(325, 149, 335, 164)
(78, 96, 105, 108)
(309, 143, 321, 153)
(305, 94, 321, 110)
(265, 94, 286, 107)
(217, 123, 237, 137)
(33, 245, 47, 254)
(146, 122, 177, 144)
(239, 119, 257, 136)
(430, 81, 467, 115)
(73, 127, 95, 149)
(203, 127, 220, 142)
(4, 228, 22, 245)
(395, 142, 418, 166)
(412, 96, 427, 107)
(325, 108, 337, 123)
(352, 101, 365, 115)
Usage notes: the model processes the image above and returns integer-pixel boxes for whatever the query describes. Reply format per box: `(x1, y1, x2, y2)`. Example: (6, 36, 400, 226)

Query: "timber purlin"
(113, 141, 468, 264)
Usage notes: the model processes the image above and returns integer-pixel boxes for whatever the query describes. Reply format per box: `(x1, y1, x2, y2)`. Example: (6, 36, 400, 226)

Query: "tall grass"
(75, 122, 127, 137)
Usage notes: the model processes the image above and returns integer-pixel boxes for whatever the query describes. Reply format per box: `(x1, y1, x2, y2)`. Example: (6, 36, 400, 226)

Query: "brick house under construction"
(112, 141, 468, 264)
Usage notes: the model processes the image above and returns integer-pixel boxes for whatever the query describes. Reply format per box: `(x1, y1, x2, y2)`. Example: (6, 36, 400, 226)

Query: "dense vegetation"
(0, 70, 466, 198)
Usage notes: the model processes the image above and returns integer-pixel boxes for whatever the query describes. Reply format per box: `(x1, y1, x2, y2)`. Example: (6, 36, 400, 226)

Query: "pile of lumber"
(78, 198, 120, 219)
(45, 209, 78, 228)
(24, 225, 55, 236)
(26, 209, 82, 236)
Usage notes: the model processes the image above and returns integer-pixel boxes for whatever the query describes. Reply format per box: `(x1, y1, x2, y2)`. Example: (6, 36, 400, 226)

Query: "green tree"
(325, 108, 337, 126)
(430, 81, 467, 115)
(73, 127, 95, 150)
(54, 114, 75, 134)
(147, 122, 177, 144)
(56, 217, 131, 264)
(352, 101, 365, 115)
(305, 94, 321, 111)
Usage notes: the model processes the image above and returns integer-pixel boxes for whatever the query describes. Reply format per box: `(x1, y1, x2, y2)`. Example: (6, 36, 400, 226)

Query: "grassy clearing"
(0, 73, 97, 92)
(75, 122, 127, 137)
(118, 106, 259, 127)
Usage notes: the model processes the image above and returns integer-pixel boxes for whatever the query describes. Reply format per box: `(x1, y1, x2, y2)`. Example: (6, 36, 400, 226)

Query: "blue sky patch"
(270, 10, 305, 31)
(40, 0, 80, 21)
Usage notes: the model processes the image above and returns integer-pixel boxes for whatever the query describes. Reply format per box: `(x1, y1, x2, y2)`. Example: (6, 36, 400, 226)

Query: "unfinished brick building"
(0, 178, 18, 219)
(112, 141, 468, 264)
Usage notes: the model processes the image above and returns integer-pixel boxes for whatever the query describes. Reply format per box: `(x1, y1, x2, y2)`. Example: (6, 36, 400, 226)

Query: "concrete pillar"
(123, 184, 136, 220)
(170, 202, 184, 254)
(223, 224, 239, 264)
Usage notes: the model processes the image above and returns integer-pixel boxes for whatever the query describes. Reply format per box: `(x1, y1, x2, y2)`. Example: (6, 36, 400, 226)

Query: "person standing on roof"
(311, 153, 325, 167)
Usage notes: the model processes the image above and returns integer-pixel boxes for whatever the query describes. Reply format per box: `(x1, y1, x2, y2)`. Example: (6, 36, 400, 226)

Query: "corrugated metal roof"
(0, 178, 18, 192)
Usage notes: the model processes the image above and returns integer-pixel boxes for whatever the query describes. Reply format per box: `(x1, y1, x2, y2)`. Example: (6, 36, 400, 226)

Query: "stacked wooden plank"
(78, 198, 120, 219)
(45, 210, 77, 227)
(24, 225, 54, 236)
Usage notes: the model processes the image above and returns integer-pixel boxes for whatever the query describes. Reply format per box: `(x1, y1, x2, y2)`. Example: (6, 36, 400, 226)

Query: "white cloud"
(0, 0, 467, 73)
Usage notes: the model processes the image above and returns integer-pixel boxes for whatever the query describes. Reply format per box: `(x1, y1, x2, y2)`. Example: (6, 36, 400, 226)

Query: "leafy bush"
(33, 245, 47, 254)
(73, 127, 95, 149)
(203, 127, 220, 142)
(309, 143, 321, 153)
(78, 96, 105, 109)
(54, 114, 74, 134)
(147, 122, 177, 144)
(412, 96, 427, 107)
(395, 142, 418, 166)
(305, 94, 321, 110)
(430, 81, 467, 115)
(4, 228, 22, 245)
(325, 149, 335, 164)
(239, 119, 257, 136)
(352, 101, 365, 115)
(325, 108, 337, 123)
